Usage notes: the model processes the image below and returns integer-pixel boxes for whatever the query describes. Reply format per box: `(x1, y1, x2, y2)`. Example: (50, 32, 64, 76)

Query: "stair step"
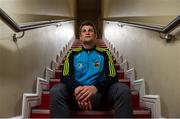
(71, 45, 81, 48)
(71, 43, 106, 45)
(71, 45, 107, 48)
(117, 70, 125, 79)
(72, 43, 106, 45)
(30, 39, 153, 118)
(58, 64, 64, 70)
(54, 70, 62, 79)
(115, 64, 120, 70)
(49, 79, 61, 89)
(49, 78, 130, 89)
(31, 109, 151, 118)
(54, 69, 125, 79)
(35, 89, 139, 110)
(58, 62, 120, 70)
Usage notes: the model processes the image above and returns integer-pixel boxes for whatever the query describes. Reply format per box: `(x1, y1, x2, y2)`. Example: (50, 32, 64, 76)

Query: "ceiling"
(77, 0, 100, 10)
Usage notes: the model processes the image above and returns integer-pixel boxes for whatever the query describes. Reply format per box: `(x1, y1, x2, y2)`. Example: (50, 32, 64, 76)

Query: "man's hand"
(78, 99, 92, 111)
(74, 86, 97, 111)
(74, 86, 83, 97)
(75, 86, 97, 103)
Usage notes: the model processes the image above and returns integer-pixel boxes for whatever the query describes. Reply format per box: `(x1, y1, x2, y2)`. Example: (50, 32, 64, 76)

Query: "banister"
(162, 16, 180, 33)
(103, 15, 180, 34)
(0, 8, 21, 32)
(0, 8, 74, 32)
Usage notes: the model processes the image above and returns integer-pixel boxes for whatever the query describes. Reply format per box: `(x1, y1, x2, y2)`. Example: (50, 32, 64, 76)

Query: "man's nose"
(85, 31, 90, 35)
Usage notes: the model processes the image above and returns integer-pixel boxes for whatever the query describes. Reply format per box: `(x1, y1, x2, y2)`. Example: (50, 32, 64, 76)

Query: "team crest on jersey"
(94, 61, 100, 68)
(78, 63, 82, 69)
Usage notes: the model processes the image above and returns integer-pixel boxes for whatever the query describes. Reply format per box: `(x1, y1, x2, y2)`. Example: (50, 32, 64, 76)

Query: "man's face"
(80, 25, 96, 43)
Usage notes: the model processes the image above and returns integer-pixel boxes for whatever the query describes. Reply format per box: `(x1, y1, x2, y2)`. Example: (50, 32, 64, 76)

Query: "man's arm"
(94, 50, 118, 92)
(61, 50, 81, 92)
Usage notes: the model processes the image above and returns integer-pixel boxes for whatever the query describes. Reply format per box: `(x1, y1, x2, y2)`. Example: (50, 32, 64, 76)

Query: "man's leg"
(50, 83, 70, 118)
(107, 82, 133, 118)
(90, 93, 103, 110)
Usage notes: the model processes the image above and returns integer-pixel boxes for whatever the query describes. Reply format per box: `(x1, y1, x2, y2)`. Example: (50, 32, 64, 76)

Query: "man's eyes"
(82, 29, 94, 32)
(82, 30, 86, 32)
(89, 29, 93, 32)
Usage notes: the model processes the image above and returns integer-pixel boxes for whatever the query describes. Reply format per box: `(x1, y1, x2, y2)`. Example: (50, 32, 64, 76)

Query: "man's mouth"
(85, 36, 91, 38)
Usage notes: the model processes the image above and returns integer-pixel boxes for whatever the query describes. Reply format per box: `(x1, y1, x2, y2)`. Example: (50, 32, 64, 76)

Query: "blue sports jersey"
(61, 46, 118, 92)
(74, 49, 105, 85)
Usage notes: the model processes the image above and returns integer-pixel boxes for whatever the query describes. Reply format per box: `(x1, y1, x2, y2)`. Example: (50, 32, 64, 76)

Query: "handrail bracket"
(13, 31, 25, 42)
(159, 33, 174, 43)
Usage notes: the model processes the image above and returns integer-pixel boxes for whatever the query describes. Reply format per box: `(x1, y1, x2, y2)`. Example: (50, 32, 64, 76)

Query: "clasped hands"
(74, 85, 97, 111)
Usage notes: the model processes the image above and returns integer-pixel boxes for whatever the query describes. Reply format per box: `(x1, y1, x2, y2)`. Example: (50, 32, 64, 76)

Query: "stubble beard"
(82, 38, 96, 49)
(83, 37, 93, 43)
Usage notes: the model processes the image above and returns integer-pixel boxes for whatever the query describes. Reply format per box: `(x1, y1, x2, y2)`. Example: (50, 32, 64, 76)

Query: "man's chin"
(83, 38, 92, 43)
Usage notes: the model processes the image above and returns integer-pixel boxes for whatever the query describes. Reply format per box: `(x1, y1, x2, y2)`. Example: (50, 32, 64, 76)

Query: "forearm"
(94, 77, 118, 92)
(61, 76, 81, 92)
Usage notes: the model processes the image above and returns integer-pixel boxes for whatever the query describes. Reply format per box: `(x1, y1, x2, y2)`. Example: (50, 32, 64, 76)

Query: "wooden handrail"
(1, 8, 179, 41)
(103, 15, 180, 34)
(163, 16, 180, 33)
(0, 8, 21, 32)
(0, 8, 74, 32)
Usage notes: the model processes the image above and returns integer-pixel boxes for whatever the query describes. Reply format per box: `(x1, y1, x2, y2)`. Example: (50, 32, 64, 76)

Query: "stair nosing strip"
(55, 70, 62, 72)
(118, 80, 129, 82)
(31, 109, 150, 114)
(50, 79, 60, 82)
(117, 70, 124, 72)
(42, 90, 137, 95)
(32, 109, 49, 114)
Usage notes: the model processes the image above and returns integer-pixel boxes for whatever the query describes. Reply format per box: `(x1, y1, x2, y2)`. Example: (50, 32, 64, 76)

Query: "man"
(50, 21, 133, 118)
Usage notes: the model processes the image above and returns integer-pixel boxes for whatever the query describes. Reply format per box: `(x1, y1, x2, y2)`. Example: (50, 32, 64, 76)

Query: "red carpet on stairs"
(30, 39, 151, 118)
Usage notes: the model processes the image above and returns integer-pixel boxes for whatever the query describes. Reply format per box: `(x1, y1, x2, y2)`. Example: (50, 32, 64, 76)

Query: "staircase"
(21, 39, 161, 118)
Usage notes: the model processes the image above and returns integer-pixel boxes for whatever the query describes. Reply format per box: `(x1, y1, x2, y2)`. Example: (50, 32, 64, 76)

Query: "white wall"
(0, 20, 75, 117)
(103, 22, 180, 117)
(0, 0, 76, 117)
(102, 0, 180, 117)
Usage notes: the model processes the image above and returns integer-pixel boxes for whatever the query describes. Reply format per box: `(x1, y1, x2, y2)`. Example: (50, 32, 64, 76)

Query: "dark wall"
(75, 0, 102, 38)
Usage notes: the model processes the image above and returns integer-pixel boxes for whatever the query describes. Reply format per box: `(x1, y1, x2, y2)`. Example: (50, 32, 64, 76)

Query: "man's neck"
(82, 44, 94, 50)
(82, 41, 95, 50)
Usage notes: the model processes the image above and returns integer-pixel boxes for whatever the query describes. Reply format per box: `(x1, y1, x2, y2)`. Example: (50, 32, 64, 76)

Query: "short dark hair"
(79, 21, 97, 35)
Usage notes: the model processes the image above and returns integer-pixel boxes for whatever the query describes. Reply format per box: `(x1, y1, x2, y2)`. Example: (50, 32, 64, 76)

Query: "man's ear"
(95, 34, 97, 39)
(79, 35, 82, 41)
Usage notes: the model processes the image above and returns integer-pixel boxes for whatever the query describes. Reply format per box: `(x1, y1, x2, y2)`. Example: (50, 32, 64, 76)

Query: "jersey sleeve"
(94, 49, 118, 92)
(61, 49, 81, 92)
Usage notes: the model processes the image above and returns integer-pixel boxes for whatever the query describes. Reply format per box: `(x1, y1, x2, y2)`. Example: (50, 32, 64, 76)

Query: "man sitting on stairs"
(50, 21, 133, 118)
